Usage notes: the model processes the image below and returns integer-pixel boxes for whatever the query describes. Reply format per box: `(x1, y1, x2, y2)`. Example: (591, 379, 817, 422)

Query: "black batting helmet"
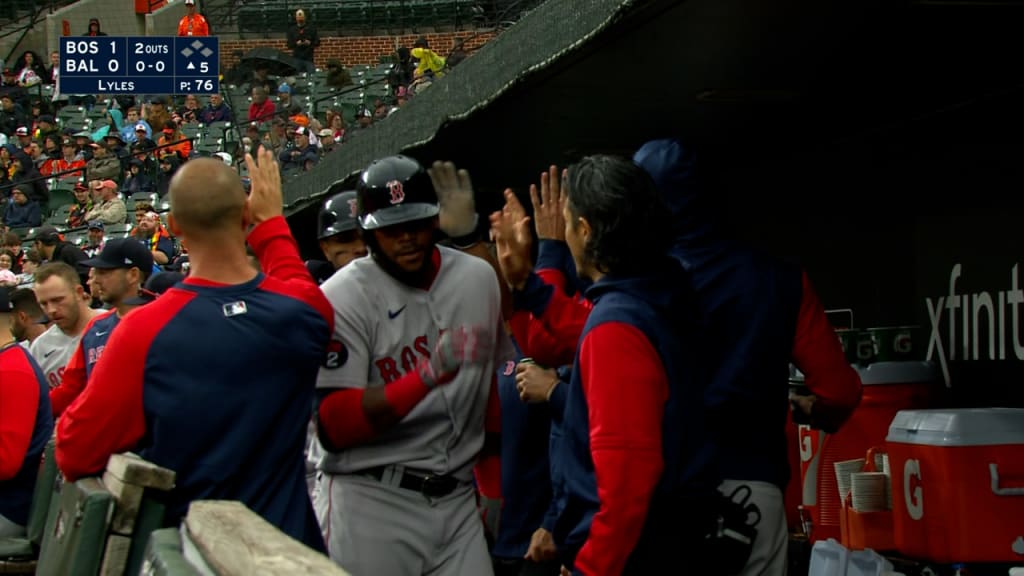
(318, 190, 360, 240)
(356, 155, 439, 230)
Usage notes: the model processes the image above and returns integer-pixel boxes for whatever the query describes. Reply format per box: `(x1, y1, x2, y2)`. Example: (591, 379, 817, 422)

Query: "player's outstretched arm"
(318, 326, 494, 451)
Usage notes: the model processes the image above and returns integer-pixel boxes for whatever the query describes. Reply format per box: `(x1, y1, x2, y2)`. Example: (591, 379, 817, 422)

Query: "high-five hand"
(243, 145, 283, 225)
(429, 161, 478, 238)
(530, 165, 566, 241)
(490, 189, 533, 290)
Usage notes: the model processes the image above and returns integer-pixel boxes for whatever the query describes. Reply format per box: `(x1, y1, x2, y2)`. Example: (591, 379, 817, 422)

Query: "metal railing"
(1, 0, 81, 65)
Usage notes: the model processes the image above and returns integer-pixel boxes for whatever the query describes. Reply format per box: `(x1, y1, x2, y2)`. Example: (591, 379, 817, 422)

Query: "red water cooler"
(799, 361, 938, 542)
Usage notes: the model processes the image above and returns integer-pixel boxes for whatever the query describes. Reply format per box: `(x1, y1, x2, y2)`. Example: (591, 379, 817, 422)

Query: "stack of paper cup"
(882, 454, 892, 509)
(834, 458, 866, 502)
(851, 472, 888, 512)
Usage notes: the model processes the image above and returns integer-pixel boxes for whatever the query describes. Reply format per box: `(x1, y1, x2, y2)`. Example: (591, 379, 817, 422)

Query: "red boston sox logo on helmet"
(387, 180, 406, 205)
(347, 198, 358, 218)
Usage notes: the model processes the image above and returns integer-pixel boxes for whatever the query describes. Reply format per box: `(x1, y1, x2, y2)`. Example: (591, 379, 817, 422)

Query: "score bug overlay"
(60, 36, 219, 95)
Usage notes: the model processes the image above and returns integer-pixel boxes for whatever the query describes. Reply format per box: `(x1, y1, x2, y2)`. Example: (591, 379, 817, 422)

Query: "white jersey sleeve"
(317, 263, 376, 391)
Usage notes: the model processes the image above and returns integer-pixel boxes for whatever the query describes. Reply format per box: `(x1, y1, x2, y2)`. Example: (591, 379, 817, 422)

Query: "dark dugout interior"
(286, 0, 1024, 405)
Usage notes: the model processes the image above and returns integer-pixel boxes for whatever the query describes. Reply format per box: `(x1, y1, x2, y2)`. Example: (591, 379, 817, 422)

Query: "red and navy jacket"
(543, 264, 718, 575)
(0, 343, 54, 526)
(50, 309, 119, 418)
(492, 339, 555, 559)
(55, 216, 334, 550)
(634, 138, 862, 489)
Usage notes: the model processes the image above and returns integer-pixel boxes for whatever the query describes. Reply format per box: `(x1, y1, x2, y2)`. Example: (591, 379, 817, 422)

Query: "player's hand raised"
(490, 189, 533, 290)
(530, 165, 566, 241)
(244, 145, 283, 225)
(418, 326, 494, 388)
(429, 160, 478, 238)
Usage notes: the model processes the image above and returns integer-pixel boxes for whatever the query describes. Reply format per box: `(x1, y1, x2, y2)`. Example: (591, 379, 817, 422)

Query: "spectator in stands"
(324, 59, 351, 89)
(263, 117, 287, 156)
(41, 134, 60, 161)
(155, 154, 181, 198)
(25, 142, 48, 172)
(91, 109, 124, 144)
(3, 186, 41, 228)
(121, 109, 150, 143)
(131, 211, 174, 266)
(123, 159, 155, 194)
(278, 126, 317, 172)
(0, 94, 26, 136)
(178, 94, 202, 125)
(0, 286, 53, 540)
(145, 97, 171, 133)
(248, 86, 275, 124)
(158, 120, 192, 161)
(177, 0, 210, 37)
(8, 153, 48, 210)
(103, 131, 130, 169)
(85, 142, 122, 183)
(13, 51, 45, 88)
(249, 63, 274, 97)
(83, 222, 105, 259)
(287, 9, 320, 72)
(84, 18, 107, 37)
(44, 51, 59, 86)
(388, 47, 415, 93)
(72, 131, 93, 160)
(275, 84, 303, 119)
(132, 126, 157, 153)
(35, 115, 58, 146)
(1, 233, 23, 274)
(65, 183, 92, 229)
(14, 127, 32, 151)
(325, 110, 345, 142)
(83, 180, 127, 225)
(199, 93, 232, 124)
(8, 287, 46, 342)
(354, 108, 373, 130)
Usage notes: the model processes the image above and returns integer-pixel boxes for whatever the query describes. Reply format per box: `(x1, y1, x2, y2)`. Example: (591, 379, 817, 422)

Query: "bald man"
(56, 149, 334, 550)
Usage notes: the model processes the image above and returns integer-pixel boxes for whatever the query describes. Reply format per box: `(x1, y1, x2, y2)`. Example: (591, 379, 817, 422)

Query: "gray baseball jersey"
(29, 324, 82, 390)
(316, 245, 505, 481)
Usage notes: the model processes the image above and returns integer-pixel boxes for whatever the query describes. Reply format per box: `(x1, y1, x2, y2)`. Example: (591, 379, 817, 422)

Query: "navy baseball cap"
(82, 238, 154, 272)
(123, 271, 184, 306)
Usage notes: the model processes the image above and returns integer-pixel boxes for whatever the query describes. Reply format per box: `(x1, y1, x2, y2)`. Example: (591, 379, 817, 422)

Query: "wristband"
(448, 214, 480, 249)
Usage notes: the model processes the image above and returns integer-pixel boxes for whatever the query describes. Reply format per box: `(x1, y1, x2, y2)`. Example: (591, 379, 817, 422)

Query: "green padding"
(27, 441, 57, 548)
(124, 494, 168, 576)
(141, 528, 198, 576)
(0, 538, 33, 559)
(36, 477, 114, 576)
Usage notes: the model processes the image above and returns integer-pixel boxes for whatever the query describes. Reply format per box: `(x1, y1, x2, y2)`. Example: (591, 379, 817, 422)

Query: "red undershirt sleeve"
(574, 322, 668, 576)
(791, 271, 862, 430)
(0, 358, 40, 480)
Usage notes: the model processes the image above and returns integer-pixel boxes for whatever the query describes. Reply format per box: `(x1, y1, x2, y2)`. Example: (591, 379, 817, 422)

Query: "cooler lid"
(886, 408, 1024, 446)
(857, 361, 941, 386)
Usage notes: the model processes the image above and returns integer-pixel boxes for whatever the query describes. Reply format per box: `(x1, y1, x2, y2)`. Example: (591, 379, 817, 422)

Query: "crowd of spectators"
(0, 11, 465, 297)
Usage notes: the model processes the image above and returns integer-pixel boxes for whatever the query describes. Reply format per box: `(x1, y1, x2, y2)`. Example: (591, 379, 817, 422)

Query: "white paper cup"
(851, 472, 888, 512)
(834, 458, 865, 502)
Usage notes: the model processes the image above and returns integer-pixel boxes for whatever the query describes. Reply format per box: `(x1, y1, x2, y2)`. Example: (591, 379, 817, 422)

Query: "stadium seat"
(0, 441, 57, 571)
(141, 528, 197, 576)
(35, 477, 114, 575)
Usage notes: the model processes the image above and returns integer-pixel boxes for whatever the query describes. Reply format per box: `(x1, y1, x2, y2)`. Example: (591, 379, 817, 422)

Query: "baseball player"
(314, 155, 504, 576)
(29, 262, 99, 389)
(0, 287, 54, 538)
(306, 190, 368, 285)
(305, 190, 369, 495)
(48, 238, 153, 418)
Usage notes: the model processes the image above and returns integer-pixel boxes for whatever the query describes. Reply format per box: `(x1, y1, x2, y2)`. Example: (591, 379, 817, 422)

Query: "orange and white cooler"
(886, 408, 1024, 563)
(801, 361, 937, 542)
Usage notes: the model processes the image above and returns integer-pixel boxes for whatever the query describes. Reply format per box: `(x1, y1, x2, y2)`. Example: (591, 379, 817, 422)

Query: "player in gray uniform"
(305, 190, 366, 495)
(314, 155, 503, 576)
(28, 262, 98, 389)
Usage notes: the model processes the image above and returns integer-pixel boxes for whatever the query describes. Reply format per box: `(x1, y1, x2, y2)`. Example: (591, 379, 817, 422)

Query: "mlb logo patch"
(223, 300, 248, 317)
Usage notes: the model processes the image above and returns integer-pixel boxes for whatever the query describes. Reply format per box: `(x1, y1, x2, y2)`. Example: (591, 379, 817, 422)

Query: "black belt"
(363, 466, 460, 498)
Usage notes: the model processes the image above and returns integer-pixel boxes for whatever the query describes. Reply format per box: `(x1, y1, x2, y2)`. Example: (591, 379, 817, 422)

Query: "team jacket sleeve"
(791, 270, 863, 432)
(248, 215, 334, 327)
(574, 323, 667, 576)
(49, 337, 87, 419)
(512, 272, 591, 355)
(56, 315, 151, 481)
(0, 362, 40, 480)
(535, 240, 574, 294)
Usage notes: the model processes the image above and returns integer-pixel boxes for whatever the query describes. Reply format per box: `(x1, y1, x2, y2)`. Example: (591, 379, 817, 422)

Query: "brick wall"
(220, 30, 498, 70)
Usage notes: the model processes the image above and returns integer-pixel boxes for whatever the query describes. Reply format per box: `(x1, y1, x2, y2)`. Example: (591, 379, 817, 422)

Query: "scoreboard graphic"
(60, 36, 219, 95)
